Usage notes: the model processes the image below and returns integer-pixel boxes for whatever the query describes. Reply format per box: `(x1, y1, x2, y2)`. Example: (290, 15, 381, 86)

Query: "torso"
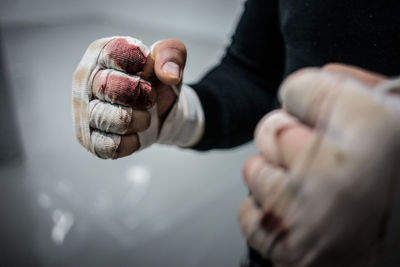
(279, 0, 400, 76)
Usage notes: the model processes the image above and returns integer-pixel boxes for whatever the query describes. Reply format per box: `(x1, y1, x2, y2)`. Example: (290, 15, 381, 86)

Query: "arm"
(72, 0, 284, 158)
(191, 0, 285, 150)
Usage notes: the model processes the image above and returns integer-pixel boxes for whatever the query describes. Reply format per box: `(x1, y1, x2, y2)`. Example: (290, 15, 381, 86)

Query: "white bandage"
(89, 100, 133, 134)
(90, 130, 120, 159)
(138, 84, 205, 148)
(158, 84, 205, 147)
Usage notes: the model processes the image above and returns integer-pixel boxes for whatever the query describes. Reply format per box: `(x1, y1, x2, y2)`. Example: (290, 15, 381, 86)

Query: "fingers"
(92, 69, 156, 109)
(117, 134, 141, 158)
(89, 100, 150, 135)
(241, 156, 291, 258)
(99, 37, 150, 75)
(88, 99, 149, 159)
(243, 155, 289, 210)
(73, 36, 156, 159)
(90, 130, 120, 159)
(238, 197, 271, 256)
(151, 39, 187, 86)
(238, 197, 262, 238)
(254, 110, 315, 168)
(238, 196, 286, 258)
(322, 63, 386, 87)
(90, 130, 140, 159)
(95, 37, 156, 109)
(275, 65, 387, 167)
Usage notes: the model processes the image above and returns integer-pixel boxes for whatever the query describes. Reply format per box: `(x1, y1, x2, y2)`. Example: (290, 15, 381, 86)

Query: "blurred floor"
(0, 1, 259, 267)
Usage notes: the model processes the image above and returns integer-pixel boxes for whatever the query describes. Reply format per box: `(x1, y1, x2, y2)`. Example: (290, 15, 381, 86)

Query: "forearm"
(190, 56, 279, 150)
(189, 0, 285, 150)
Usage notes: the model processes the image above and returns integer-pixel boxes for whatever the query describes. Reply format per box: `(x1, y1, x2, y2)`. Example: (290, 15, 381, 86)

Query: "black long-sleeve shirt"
(191, 1, 400, 266)
(192, 0, 400, 151)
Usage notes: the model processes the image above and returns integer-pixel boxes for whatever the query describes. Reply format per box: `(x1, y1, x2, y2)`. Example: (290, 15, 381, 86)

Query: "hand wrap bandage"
(246, 71, 400, 267)
(72, 36, 204, 159)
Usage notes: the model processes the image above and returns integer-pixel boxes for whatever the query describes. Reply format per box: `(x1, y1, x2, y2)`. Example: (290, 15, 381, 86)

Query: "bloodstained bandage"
(72, 36, 151, 158)
(104, 38, 147, 74)
(93, 69, 154, 109)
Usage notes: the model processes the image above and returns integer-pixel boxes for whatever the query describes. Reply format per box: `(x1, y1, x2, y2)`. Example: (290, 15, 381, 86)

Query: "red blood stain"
(275, 228, 289, 243)
(119, 108, 131, 131)
(101, 73, 153, 109)
(106, 38, 147, 74)
(96, 70, 109, 99)
(135, 81, 154, 109)
(260, 211, 288, 240)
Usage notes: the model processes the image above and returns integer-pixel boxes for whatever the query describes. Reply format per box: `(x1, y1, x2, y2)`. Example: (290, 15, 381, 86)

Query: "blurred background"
(0, 0, 259, 266)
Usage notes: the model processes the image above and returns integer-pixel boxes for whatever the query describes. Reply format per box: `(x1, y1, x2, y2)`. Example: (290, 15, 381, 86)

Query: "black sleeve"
(191, 0, 285, 150)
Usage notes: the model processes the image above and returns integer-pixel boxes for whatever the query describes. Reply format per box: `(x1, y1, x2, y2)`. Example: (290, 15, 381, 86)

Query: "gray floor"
(0, 1, 258, 266)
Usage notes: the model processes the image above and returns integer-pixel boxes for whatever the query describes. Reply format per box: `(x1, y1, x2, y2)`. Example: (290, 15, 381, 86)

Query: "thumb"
(151, 39, 187, 86)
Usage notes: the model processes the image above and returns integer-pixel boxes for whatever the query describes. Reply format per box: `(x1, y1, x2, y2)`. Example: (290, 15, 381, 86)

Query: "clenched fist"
(73, 36, 203, 159)
(239, 64, 400, 266)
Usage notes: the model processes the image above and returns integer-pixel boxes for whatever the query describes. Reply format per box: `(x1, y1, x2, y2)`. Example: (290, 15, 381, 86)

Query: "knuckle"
(255, 110, 291, 141)
(255, 111, 300, 165)
(101, 37, 149, 74)
(92, 69, 155, 109)
(91, 130, 121, 159)
(89, 100, 132, 134)
(106, 71, 140, 104)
